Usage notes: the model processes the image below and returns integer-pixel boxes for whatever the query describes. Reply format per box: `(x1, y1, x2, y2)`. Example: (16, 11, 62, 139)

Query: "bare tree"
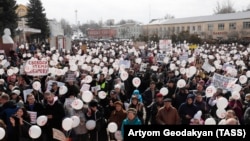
(245, 4, 250, 11)
(164, 13, 175, 19)
(214, 0, 236, 14)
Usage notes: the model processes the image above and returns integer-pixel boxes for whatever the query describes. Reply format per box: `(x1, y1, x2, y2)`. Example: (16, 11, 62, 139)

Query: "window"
(181, 26, 185, 31)
(177, 27, 180, 33)
(192, 26, 195, 31)
(229, 23, 236, 30)
(208, 24, 213, 31)
(218, 23, 224, 30)
(243, 22, 250, 29)
(198, 25, 201, 31)
(187, 26, 190, 31)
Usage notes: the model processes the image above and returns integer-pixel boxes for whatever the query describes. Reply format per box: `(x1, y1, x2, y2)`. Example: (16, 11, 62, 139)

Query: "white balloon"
(205, 85, 216, 98)
(0, 127, 5, 140)
(98, 91, 107, 99)
(7, 69, 13, 76)
(62, 118, 73, 131)
(204, 118, 216, 125)
(59, 86, 68, 95)
(86, 120, 96, 130)
(120, 71, 128, 81)
(216, 108, 227, 119)
(115, 130, 123, 141)
(108, 122, 118, 133)
(0, 69, 4, 75)
(32, 81, 41, 91)
(246, 71, 250, 78)
(216, 97, 228, 109)
(71, 99, 84, 110)
(239, 75, 247, 84)
(36, 115, 48, 126)
(109, 68, 114, 75)
(132, 77, 141, 88)
(71, 116, 80, 128)
(84, 75, 93, 84)
(160, 87, 169, 96)
(232, 84, 242, 92)
(177, 79, 186, 88)
(81, 91, 93, 103)
(29, 125, 42, 139)
(231, 91, 241, 100)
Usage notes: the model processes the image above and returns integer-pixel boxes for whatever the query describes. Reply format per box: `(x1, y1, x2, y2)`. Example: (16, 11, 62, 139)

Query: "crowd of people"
(0, 40, 250, 141)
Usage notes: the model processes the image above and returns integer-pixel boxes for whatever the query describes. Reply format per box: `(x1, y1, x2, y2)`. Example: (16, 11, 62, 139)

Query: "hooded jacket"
(178, 94, 198, 124)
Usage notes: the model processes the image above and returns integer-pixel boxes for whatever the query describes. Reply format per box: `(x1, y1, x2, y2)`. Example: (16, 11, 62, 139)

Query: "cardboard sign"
(65, 71, 76, 82)
(46, 80, 65, 91)
(211, 73, 238, 91)
(25, 59, 49, 76)
(159, 40, 172, 52)
(27, 111, 37, 124)
(23, 89, 34, 102)
(52, 128, 66, 141)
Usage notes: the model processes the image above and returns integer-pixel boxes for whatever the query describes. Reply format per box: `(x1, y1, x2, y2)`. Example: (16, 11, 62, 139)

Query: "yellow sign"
(189, 44, 198, 49)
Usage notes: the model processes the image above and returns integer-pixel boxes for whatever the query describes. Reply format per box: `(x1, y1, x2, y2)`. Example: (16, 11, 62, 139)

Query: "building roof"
(147, 11, 250, 25)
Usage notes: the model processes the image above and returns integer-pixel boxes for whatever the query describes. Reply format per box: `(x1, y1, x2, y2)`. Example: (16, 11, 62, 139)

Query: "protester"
(156, 98, 180, 125)
(121, 108, 142, 139)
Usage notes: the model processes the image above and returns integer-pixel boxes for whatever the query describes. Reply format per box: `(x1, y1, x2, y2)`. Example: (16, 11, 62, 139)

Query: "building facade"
(143, 11, 250, 40)
(15, 4, 41, 43)
(116, 23, 143, 39)
(87, 27, 116, 39)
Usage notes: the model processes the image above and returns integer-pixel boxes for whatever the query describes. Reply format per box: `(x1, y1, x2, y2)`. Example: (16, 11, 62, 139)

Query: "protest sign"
(52, 128, 66, 141)
(211, 73, 238, 91)
(159, 40, 172, 52)
(25, 59, 49, 76)
(119, 60, 131, 68)
(23, 89, 33, 102)
(46, 80, 65, 91)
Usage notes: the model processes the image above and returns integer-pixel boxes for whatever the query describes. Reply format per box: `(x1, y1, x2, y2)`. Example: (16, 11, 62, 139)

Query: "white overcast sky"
(17, 0, 250, 24)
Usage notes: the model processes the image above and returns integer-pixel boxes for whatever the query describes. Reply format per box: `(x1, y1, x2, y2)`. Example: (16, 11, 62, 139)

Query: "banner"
(159, 40, 172, 52)
(25, 59, 49, 76)
(211, 73, 238, 91)
(119, 60, 131, 68)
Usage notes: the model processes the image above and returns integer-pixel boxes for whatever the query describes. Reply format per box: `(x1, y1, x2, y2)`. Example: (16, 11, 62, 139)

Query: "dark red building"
(87, 28, 116, 39)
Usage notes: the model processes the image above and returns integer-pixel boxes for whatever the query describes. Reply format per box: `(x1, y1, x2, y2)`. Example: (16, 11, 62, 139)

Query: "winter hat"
(127, 108, 137, 115)
(187, 94, 195, 101)
(133, 90, 140, 95)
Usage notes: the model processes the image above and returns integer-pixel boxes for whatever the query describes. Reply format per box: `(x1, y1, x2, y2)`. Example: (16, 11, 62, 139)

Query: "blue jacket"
(121, 117, 142, 138)
(130, 90, 143, 103)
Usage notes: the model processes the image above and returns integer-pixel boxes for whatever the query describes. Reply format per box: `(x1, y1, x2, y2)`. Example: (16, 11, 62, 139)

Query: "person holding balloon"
(43, 92, 65, 141)
(108, 101, 127, 141)
(0, 119, 7, 141)
(9, 107, 32, 141)
(86, 99, 108, 141)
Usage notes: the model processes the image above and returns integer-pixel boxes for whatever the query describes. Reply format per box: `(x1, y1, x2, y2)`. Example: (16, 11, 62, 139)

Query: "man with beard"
(44, 92, 65, 141)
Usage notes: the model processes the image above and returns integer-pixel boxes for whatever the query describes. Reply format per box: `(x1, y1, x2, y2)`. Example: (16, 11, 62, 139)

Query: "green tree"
(26, 0, 50, 41)
(0, 0, 18, 38)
